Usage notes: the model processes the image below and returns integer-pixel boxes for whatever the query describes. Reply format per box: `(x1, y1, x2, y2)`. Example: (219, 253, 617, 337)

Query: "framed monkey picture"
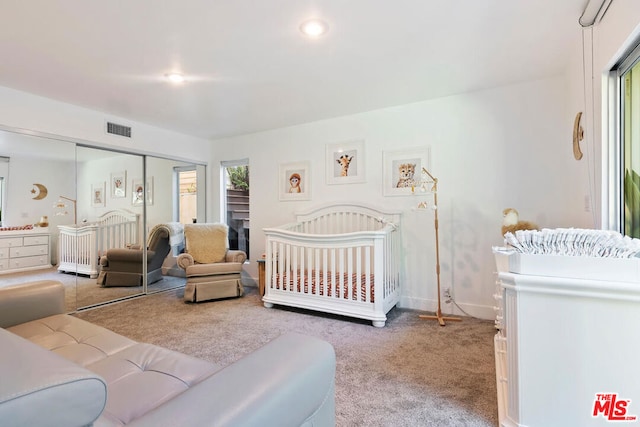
(279, 161, 311, 201)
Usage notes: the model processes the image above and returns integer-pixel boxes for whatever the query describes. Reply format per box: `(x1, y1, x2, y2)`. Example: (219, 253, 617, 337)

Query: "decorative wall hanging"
(573, 111, 584, 160)
(54, 196, 77, 224)
(110, 171, 127, 198)
(31, 183, 48, 200)
(91, 182, 106, 207)
(382, 147, 430, 196)
(325, 140, 365, 184)
(279, 161, 311, 201)
(131, 178, 153, 206)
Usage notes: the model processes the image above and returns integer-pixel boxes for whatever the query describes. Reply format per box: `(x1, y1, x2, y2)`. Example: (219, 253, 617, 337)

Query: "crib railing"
(276, 242, 372, 298)
(291, 203, 396, 235)
(58, 210, 139, 278)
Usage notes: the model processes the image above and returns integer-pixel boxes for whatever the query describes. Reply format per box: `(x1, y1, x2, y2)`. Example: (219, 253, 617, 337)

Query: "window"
(221, 160, 250, 257)
(615, 44, 640, 237)
(175, 166, 198, 224)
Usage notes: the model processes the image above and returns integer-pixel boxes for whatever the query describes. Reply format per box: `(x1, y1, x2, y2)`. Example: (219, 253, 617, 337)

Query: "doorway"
(221, 160, 249, 257)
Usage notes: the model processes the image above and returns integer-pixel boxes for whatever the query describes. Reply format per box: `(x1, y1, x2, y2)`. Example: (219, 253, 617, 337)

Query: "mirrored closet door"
(0, 128, 207, 311)
(0, 131, 78, 312)
(73, 146, 145, 308)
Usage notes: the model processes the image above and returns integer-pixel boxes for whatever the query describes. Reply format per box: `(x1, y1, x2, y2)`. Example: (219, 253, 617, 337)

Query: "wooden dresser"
(0, 228, 51, 274)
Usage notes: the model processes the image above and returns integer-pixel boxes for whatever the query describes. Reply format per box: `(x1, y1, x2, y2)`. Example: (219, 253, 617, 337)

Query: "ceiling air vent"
(106, 121, 132, 138)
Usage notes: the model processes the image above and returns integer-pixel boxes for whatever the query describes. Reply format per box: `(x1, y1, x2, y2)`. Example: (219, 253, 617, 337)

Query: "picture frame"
(382, 147, 430, 196)
(326, 140, 365, 185)
(131, 177, 154, 206)
(110, 171, 126, 198)
(91, 182, 106, 207)
(279, 161, 311, 201)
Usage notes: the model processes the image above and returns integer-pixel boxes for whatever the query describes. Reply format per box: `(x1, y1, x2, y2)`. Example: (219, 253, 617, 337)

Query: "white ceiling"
(0, 0, 588, 140)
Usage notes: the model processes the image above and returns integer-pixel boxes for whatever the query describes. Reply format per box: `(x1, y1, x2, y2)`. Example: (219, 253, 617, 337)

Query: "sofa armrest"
(0, 281, 66, 328)
(128, 333, 336, 427)
(0, 328, 107, 426)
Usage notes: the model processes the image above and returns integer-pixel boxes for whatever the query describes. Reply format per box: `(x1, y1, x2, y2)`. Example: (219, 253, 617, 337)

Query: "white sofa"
(0, 280, 336, 426)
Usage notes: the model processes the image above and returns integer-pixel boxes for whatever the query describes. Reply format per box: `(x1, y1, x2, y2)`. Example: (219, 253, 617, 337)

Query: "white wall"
(0, 86, 211, 160)
(0, 86, 214, 225)
(211, 76, 592, 319)
(7, 155, 75, 228)
(76, 153, 144, 222)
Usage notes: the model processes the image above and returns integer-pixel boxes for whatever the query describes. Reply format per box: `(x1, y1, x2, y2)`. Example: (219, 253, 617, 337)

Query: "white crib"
(58, 209, 140, 278)
(263, 203, 401, 327)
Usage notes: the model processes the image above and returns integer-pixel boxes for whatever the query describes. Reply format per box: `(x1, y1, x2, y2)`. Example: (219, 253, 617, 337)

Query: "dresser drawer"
(0, 248, 8, 259)
(0, 237, 23, 248)
(0, 259, 7, 270)
(10, 245, 48, 258)
(9, 255, 49, 269)
(24, 235, 49, 246)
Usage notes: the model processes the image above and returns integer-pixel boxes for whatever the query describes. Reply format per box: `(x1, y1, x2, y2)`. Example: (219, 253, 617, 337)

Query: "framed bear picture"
(382, 147, 430, 196)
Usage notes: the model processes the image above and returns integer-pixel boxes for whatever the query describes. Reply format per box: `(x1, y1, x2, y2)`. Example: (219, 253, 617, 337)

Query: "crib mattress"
(274, 271, 376, 302)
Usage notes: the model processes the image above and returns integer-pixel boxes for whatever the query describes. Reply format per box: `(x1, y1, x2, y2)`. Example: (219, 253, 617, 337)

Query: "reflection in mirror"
(0, 156, 8, 226)
(73, 146, 145, 308)
(144, 157, 206, 295)
(0, 129, 207, 310)
(0, 131, 78, 312)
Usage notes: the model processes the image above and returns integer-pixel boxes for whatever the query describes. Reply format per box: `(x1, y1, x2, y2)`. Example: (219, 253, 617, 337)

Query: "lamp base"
(419, 309, 462, 326)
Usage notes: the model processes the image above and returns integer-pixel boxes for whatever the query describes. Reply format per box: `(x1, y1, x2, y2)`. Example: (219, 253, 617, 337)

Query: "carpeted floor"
(75, 285, 499, 427)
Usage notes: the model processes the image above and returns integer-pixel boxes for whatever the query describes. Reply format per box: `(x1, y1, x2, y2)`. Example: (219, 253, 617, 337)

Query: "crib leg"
(372, 320, 386, 328)
(263, 302, 274, 308)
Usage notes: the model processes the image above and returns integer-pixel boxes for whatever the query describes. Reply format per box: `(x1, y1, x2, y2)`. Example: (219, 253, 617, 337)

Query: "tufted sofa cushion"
(0, 328, 107, 427)
(8, 314, 221, 426)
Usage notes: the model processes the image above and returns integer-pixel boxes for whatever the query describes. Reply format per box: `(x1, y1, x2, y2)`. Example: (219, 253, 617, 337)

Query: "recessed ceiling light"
(299, 19, 329, 38)
(165, 73, 186, 84)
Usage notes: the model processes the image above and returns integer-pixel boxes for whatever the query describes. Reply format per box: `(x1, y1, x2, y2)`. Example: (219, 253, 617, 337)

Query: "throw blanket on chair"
(184, 223, 228, 264)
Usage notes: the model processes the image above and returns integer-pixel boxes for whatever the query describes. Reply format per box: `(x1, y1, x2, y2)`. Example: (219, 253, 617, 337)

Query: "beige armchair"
(97, 223, 183, 287)
(178, 223, 246, 302)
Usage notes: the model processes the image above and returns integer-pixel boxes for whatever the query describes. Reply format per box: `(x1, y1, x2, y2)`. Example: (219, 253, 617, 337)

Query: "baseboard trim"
(399, 296, 495, 321)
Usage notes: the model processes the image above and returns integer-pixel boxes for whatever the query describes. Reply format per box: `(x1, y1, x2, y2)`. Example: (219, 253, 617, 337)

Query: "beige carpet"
(75, 285, 499, 426)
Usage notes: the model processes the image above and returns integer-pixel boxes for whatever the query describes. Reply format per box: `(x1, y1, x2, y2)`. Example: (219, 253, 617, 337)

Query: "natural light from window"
(622, 59, 640, 237)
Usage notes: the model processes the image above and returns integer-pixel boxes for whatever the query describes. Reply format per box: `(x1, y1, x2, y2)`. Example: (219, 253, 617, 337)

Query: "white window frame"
(604, 37, 640, 234)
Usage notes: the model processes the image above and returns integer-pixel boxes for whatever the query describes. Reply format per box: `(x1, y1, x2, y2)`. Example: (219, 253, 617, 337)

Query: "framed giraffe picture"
(325, 140, 365, 185)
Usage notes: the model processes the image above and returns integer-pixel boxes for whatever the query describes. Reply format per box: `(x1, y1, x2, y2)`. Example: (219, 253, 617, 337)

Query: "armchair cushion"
(184, 262, 244, 278)
(184, 223, 229, 264)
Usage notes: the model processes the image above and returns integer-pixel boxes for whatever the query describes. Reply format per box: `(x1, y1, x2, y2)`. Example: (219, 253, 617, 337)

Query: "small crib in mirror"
(57, 209, 140, 278)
